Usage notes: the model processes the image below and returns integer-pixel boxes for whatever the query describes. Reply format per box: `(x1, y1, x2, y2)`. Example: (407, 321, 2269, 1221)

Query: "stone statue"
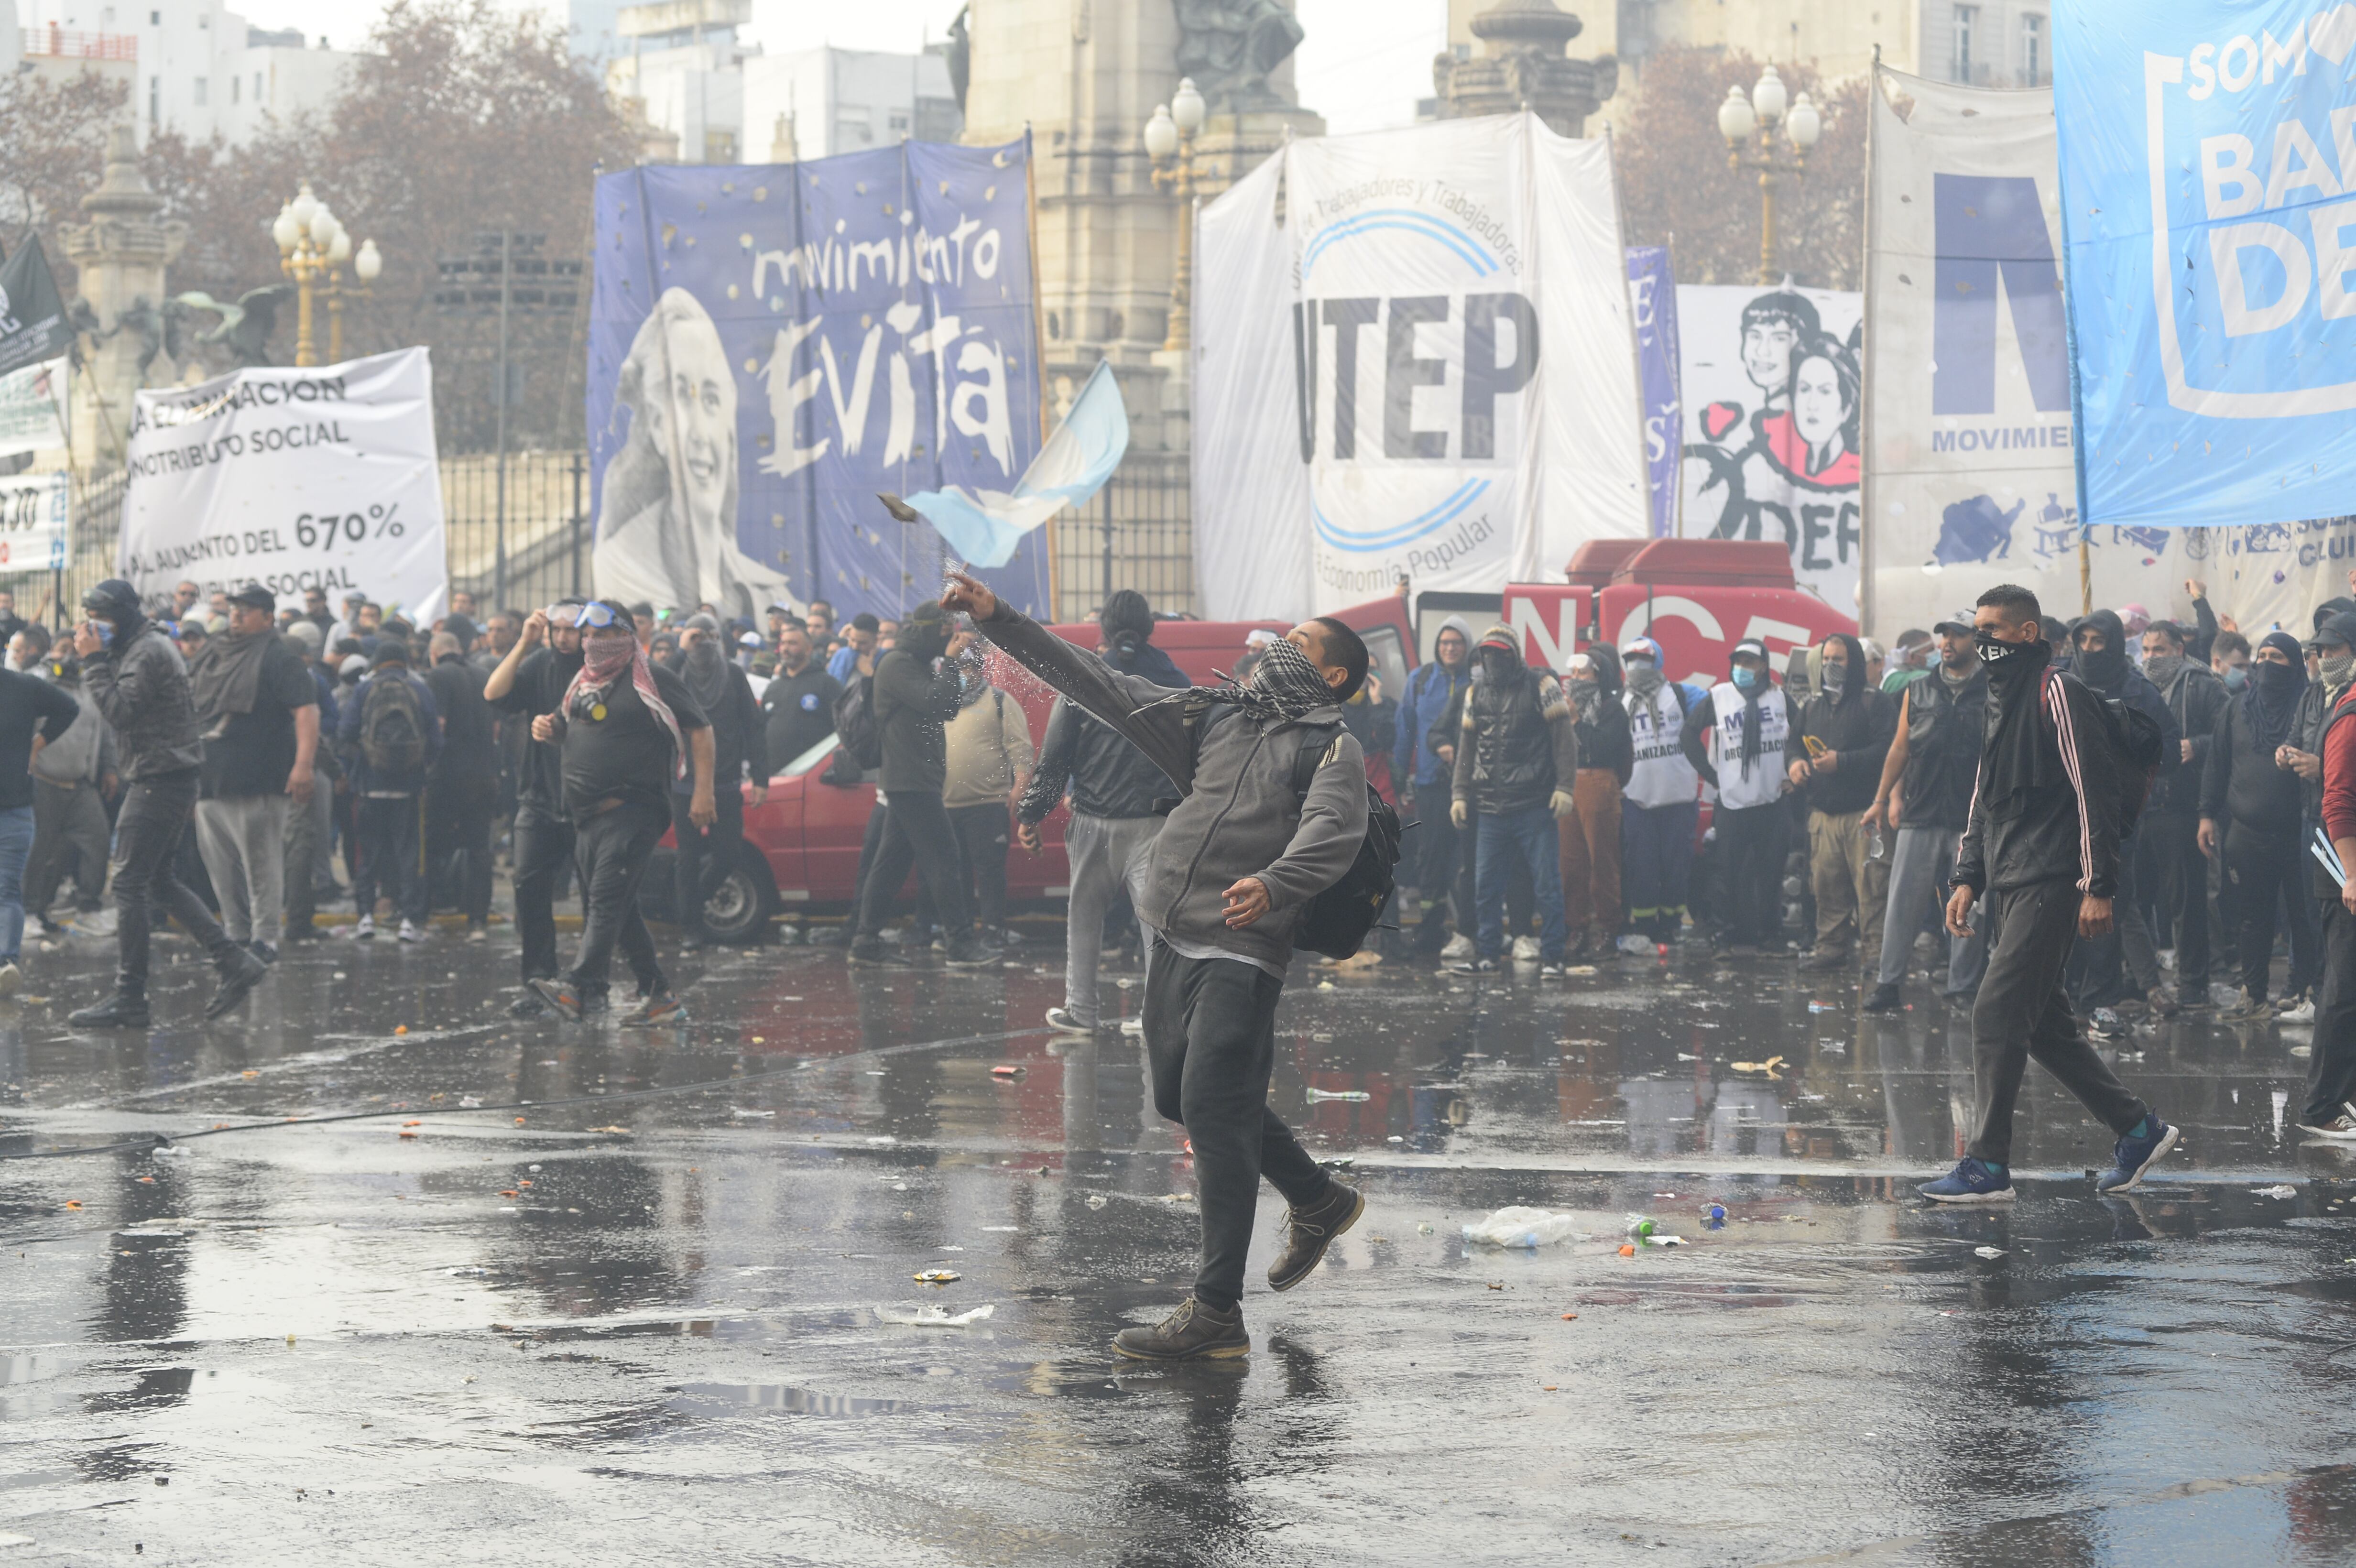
(945, 4, 970, 115)
(1174, 0, 1304, 111)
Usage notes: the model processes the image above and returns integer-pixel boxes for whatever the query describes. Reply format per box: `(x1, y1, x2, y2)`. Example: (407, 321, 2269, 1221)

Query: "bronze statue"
(1175, 0, 1304, 111)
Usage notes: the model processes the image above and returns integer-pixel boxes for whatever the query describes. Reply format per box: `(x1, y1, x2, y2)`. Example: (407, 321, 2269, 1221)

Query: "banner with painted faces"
(2056, 0, 2356, 529)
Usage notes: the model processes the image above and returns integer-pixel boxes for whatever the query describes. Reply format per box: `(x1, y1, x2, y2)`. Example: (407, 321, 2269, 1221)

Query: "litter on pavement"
(876, 1304, 995, 1327)
(1461, 1207, 1591, 1248)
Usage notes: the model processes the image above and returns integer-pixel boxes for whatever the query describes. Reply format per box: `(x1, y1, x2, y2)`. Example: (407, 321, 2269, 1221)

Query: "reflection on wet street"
(7, 923, 2356, 1563)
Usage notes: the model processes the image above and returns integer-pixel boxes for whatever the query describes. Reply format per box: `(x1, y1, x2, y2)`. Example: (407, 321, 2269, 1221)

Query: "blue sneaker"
(2096, 1115, 2179, 1194)
(1919, 1156, 2016, 1204)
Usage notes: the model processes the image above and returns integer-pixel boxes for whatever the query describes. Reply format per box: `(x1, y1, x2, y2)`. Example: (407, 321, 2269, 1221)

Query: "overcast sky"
(236, 0, 1441, 137)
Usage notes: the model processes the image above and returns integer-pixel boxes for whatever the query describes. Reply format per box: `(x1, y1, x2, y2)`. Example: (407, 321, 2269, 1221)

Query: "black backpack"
(1287, 722, 1407, 960)
(359, 673, 427, 776)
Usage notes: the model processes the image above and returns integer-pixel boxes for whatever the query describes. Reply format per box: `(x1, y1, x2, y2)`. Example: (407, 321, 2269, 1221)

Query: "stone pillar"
(61, 123, 187, 472)
(1434, 0, 1617, 138)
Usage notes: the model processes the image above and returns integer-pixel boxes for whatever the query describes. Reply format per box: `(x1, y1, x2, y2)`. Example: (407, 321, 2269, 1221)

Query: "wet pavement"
(7, 915, 2356, 1565)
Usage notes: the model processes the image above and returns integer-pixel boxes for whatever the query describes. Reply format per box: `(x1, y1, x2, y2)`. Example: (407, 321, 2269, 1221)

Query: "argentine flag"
(891, 359, 1130, 568)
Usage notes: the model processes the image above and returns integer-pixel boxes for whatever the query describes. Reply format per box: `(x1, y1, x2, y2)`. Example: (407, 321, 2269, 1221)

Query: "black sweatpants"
(425, 774, 494, 925)
(564, 800, 668, 1004)
(1715, 801, 1786, 947)
(2226, 822, 2322, 1002)
(1968, 878, 2150, 1167)
(1142, 940, 1332, 1313)
(948, 802, 1012, 930)
(2307, 897, 2356, 1123)
(109, 767, 243, 995)
(855, 789, 972, 941)
(353, 795, 425, 926)
(512, 803, 574, 982)
(672, 786, 746, 939)
(2149, 811, 2209, 1000)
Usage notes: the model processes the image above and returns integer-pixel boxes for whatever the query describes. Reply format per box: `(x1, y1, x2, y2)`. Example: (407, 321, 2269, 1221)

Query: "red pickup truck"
(653, 595, 1422, 941)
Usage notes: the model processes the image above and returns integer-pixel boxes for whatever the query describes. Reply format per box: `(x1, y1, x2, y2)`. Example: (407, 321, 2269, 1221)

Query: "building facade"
(20, 0, 365, 145)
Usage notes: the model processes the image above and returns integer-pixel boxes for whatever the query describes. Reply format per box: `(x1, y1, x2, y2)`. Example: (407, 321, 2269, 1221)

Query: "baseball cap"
(227, 581, 274, 610)
(1932, 610, 1975, 637)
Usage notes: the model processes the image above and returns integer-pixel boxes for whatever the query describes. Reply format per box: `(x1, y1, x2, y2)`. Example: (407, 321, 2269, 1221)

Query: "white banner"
(0, 356, 67, 459)
(1677, 283, 1862, 614)
(0, 472, 68, 577)
(120, 348, 447, 622)
(1192, 112, 1649, 619)
(1860, 65, 2181, 640)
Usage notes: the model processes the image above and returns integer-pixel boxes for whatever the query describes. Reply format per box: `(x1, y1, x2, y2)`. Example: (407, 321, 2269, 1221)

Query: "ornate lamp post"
(1715, 67, 1822, 285)
(271, 184, 382, 366)
(1143, 76, 1206, 353)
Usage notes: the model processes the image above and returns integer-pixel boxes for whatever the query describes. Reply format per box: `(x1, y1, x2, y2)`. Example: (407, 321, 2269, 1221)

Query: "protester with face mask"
(1682, 638, 1792, 954)
(1861, 615, 1988, 1011)
(68, 579, 270, 1026)
(669, 613, 768, 949)
(1396, 619, 1474, 960)
(2276, 614, 2356, 1025)
(942, 570, 1371, 1364)
(2136, 620, 2227, 1013)
(1451, 627, 1578, 974)
(2061, 610, 2181, 1033)
(1617, 636, 1702, 952)
(2201, 630, 2320, 1020)
(1789, 632, 1898, 975)
(1560, 645, 1631, 960)
(1926, 583, 2177, 1204)
(486, 600, 601, 1014)
(423, 629, 497, 942)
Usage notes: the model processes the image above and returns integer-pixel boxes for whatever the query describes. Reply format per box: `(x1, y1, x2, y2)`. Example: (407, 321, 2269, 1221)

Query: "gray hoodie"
(978, 604, 1367, 972)
(30, 670, 116, 788)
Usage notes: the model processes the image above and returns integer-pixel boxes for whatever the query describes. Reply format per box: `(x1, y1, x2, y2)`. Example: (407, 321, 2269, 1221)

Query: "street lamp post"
(1715, 67, 1822, 285)
(272, 183, 382, 367)
(1143, 76, 1206, 353)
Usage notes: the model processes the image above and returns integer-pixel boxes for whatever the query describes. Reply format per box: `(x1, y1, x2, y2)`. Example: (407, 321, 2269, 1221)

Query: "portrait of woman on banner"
(594, 288, 797, 619)
(1761, 330, 1861, 490)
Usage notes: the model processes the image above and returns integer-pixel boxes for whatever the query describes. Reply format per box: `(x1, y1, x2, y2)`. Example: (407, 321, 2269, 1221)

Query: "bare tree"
(0, 69, 130, 256)
(1616, 48, 1867, 292)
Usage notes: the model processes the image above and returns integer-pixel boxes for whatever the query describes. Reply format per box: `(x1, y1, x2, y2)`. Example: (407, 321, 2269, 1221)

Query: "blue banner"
(2056, 1, 2356, 529)
(586, 138, 1048, 623)
(1626, 245, 1681, 537)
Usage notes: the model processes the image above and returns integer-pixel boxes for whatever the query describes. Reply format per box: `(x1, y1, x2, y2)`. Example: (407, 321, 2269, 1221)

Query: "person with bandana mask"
(486, 599, 600, 1015)
(1927, 583, 2178, 1203)
(850, 601, 996, 968)
(1021, 589, 1186, 1033)
(1617, 636, 1702, 952)
(527, 599, 713, 1024)
(2061, 610, 2181, 1033)
(1861, 615, 1989, 1012)
(1682, 638, 1792, 955)
(2138, 619, 2228, 1014)
(1451, 627, 1580, 974)
(940, 569, 1372, 1364)
(668, 613, 767, 950)
(2201, 629, 2322, 1021)
(1561, 645, 1631, 960)
(1789, 632, 1898, 975)
(68, 579, 271, 1027)
(2274, 614, 2356, 1025)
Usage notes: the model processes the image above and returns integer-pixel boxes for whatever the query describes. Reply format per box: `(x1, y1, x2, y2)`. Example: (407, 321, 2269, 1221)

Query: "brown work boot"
(1111, 1296, 1250, 1361)
(1267, 1180, 1365, 1292)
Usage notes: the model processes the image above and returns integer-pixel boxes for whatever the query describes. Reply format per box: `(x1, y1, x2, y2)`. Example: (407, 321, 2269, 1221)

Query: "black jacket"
(425, 657, 496, 789)
(1019, 640, 1187, 823)
(1451, 661, 1578, 816)
(1955, 668, 2122, 898)
(760, 663, 843, 772)
(2149, 661, 2228, 817)
(1569, 686, 1633, 785)
(1794, 686, 1897, 817)
(1897, 667, 1987, 832)
(2202, 697, 2302, 835)
(84, 623, 205, 780)
(872, 645, 962, 794)
(672, 660, 765, 791)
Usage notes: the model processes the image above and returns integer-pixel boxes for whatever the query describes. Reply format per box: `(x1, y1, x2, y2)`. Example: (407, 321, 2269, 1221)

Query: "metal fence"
(1047, 449, 1197, 623)
(440, 449, 590, 616)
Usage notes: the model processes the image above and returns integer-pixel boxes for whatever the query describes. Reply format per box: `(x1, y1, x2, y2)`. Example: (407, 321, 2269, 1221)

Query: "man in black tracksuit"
(946, 568, 1369, 1363)
(1923, 584, 2177, 1204)
(485, 600, 594, 1014)
(850, 602, 992, 967)
(2063, 610, 2181, 1023)
(2139, 619, 2228, 1012)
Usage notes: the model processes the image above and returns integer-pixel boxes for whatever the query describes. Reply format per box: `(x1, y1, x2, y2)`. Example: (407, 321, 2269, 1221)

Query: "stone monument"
(61, 122, 188, 471)
(1434, 0, 1617, 137)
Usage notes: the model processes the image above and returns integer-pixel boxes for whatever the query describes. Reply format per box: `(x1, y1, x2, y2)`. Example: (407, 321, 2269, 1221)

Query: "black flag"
(0, 236, 74, 381)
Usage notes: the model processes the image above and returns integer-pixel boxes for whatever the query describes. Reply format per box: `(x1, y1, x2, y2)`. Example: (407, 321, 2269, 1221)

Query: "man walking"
(485, 602, 599, 1015)
(1019, 589, 1186, 1032)
(424, 630, 497, 941)
(1863, 615, 1988, 1011)
(849, 603, 994, 967)
(1395, 618, 1472, 961)
(1682, 639, 1793, 955)
(1450, 626, 1577, 975)
(1791, 632, 1898, 973)
(670, 614, 765, 947)
(944, 568, 1369, 1362)
(188, 583, 319, 963)
(24, 648, 116, 939)
(528, 600, 713, 1024)
(68, 580, 269, 1027)
(338, 641, 442, 942)
(1924, 585, 2178, 1203)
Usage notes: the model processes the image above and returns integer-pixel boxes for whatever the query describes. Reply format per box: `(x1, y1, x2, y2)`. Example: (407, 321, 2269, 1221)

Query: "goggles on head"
(572, 602, 624, 631)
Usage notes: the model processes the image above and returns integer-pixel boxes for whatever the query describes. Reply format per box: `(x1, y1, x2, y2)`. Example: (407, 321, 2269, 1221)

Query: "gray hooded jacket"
(85, 625, 204, 780)
(979, 604, 1366, 972)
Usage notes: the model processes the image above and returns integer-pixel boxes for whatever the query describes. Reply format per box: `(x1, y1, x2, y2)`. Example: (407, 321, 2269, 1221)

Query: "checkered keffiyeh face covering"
(1228, 633, 1339, 722)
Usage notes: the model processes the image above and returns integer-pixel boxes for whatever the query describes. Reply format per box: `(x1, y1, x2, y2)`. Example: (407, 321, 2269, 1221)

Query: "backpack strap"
(1290, 720, 1344, 804)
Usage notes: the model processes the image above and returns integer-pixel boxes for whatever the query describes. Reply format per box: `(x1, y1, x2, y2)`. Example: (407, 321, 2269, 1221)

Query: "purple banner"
(1627, 246, 1681, 537)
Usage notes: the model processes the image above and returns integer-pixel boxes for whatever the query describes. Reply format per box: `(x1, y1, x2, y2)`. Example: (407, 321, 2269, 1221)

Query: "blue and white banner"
(2056, 0, 2356, 530)
(1627, 246, 1681, 538)
(1191, 112, 1650, 619)
(587, 138, 1047, 623)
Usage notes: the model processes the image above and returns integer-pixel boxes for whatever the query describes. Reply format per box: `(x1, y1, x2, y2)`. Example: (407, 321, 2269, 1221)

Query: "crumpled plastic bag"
(876, 1304, 995, 1327)
(1461, 1206, 1592, 1249)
